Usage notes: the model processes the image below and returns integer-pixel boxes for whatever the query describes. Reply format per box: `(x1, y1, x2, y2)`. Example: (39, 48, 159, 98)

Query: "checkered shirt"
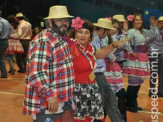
(23, 28, 75, 115)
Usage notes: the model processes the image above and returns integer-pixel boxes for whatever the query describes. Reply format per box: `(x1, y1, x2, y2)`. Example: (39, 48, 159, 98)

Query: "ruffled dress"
(123, 29, 153, 85)
(6, 28, 24, 54)
(101, 38, 124, 93)
(104, 52, 124, 93)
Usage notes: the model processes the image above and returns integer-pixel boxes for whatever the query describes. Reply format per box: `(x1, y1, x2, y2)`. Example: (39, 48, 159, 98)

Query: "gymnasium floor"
(0, 63, 163, 122)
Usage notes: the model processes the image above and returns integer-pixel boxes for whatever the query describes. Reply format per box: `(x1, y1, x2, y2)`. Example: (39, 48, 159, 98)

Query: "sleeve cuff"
(44, 88, 56, 101)
(111, 57, 116, 62)
(128, 50, 133, 54)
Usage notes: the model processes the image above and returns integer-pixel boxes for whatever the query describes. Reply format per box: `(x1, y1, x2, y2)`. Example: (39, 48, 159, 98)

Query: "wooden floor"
(0, 62, 163, 122)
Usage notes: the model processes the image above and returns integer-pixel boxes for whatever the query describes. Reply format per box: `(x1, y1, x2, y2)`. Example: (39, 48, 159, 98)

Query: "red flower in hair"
(71, 17, 84, 31)
(127, 15, 134, 21)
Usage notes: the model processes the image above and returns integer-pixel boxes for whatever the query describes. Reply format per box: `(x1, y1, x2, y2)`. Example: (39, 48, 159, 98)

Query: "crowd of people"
(0, 5, 163, 122)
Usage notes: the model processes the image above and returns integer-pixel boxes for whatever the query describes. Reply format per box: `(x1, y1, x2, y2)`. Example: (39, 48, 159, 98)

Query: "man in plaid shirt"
(23, 5, 75, 122)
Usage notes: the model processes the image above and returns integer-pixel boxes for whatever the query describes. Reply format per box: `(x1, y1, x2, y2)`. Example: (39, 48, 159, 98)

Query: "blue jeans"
(95, 73, 123, 122)
(0, 39, 8, 77)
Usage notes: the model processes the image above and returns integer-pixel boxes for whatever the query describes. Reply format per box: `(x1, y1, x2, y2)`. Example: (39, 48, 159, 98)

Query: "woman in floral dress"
(68, 17, 123, 122)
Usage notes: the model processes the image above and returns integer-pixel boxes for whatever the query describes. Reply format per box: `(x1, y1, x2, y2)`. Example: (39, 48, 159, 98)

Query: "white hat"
(44, 5, 74, 19)
(113, 14, 125, 22)
(16, 13, 24, 17)
(158, 16, 163, 21)
(94, 18, 116, 30)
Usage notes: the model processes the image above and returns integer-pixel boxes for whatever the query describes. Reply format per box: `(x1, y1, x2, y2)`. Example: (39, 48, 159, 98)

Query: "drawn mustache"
(59, 25, 68, 28)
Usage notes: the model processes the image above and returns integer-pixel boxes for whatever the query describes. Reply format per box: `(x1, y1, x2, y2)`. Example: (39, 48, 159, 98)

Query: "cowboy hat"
(158, 16, 163, 21)
(44, 5, 74, 19)
(113, 14, 125, 22)
(16, 13, 24, 17)
(93, 18, 116, 30)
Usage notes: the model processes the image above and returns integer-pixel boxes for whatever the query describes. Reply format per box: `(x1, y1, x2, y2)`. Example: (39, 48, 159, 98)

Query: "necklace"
(76, 42, 96, 81)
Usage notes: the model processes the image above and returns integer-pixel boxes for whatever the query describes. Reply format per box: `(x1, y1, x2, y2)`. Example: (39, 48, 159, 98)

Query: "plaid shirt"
(23, 28, 75, 115)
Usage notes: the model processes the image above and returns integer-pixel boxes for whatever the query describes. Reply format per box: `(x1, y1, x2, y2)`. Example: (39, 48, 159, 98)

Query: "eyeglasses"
(55, 18, 70, 22)
(113, 26, 118, 29)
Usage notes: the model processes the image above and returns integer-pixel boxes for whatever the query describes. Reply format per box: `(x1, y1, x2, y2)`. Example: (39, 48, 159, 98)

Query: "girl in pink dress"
(123, 14, 155, 112)
(6, 15, 24, 75)
(102, 19, 128, 121)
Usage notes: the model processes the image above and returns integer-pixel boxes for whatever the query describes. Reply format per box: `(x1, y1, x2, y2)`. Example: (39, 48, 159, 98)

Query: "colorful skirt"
(6, 39, 24, 54)
(74, 83, 104, 120)
(104, 61, 124, 93)
(123, 52, 150, 79)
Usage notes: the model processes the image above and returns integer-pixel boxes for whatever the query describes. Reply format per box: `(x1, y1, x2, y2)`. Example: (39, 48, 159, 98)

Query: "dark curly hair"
(68, 19, 94, 41)
(7, 15, 19, 29)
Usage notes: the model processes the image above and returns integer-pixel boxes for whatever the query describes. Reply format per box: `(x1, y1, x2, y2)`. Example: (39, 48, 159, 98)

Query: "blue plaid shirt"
(91, 32, 106, 73)
(0, 17, 11, 39)
(146, 26, 163, 54)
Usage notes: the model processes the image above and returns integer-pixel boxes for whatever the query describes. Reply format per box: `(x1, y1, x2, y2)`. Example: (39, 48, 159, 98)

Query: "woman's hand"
(131, 52, 137, 58)
(109, 61, 114, 69)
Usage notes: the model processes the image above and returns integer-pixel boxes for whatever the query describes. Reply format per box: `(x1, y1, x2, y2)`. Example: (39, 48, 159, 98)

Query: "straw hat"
(113, 14, 125, 22)
(93, 18, 116, 30)
(158, 16, 163, 21)
(44, 5, 74, 19)
(16, 13, 24, 17)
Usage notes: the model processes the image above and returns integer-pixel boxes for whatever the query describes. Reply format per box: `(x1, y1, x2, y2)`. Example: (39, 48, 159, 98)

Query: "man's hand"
(112, 41, 123, 48)
(120, 38, 130, 43)
(112, 38, 130, 48)
(46, 97, 59, 113)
